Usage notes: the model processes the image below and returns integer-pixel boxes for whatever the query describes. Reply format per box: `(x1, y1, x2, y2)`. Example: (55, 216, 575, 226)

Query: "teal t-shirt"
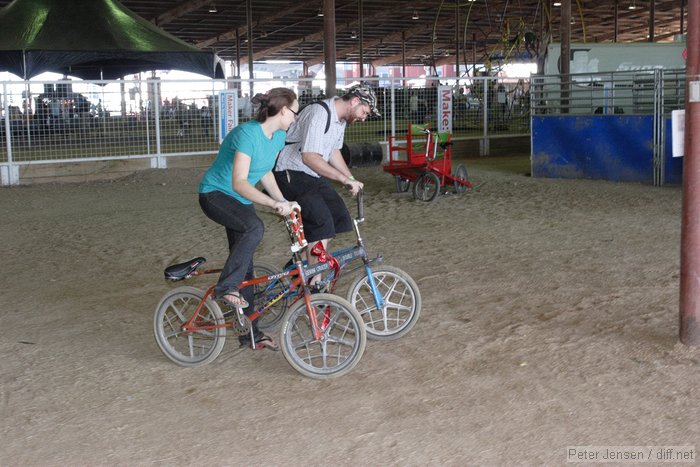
(199, 120, 286, 204)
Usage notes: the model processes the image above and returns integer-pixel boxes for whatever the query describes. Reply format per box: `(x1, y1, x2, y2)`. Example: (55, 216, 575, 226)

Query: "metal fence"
(530, 69, 687, 186)
(0, 75, 530, 185)
(530, 69, 686, 116)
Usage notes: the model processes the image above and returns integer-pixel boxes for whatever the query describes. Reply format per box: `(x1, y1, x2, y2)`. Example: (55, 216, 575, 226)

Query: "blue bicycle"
(253, 190, 421, 341)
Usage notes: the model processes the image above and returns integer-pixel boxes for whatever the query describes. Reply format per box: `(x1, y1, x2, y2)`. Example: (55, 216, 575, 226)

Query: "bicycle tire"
(453, 164, 470, 194)
(153, 286, 226, 367)
(395, 176, 411, 193)
(346, 265, 422, 341)
(280, 293, 366, 379)
(252, 261, 290, 332)
(413, 171, 440, 202)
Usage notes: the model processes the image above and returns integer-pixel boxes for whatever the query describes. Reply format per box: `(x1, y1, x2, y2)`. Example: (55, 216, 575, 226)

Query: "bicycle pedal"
(309, 283, 329, 294)
(235, 309, 251, 330)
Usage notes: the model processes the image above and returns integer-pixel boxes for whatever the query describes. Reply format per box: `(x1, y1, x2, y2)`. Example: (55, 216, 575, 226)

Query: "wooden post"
(323, 0, 337, 97)
(560, 0, 571, 114)
(359, 0, 364, 79)
(246, 0, 253, 98)
(680, 0, 700, 345)
(649, 0, 655, 42)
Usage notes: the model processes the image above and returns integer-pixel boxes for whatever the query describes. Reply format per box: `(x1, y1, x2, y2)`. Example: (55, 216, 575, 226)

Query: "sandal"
(253, 334, 280, 351)
(220, 291, 249, 309)
(239, 333, 280, 351)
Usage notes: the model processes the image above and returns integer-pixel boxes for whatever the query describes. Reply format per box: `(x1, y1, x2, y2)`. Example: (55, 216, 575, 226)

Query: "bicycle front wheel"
(346, 265, 422, 341)
(153, 286, 226, 367)
(280, 293, 366, 379)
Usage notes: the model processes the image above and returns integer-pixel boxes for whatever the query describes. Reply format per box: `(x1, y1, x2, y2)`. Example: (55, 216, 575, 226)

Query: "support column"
(455, 6, 460, 81)
(560, 0, 571, 114)
(680, 0, 700, 344)
(323, 0, 337, 97)
(246, 0, 254, 98)
(359, 0, 364, 79)
(649, 0, 655, 42)
(614, 0, 619, 43)
(681, 0, 686, 35)
(472, 33, 477, 77)
(401, 32, 406, 88)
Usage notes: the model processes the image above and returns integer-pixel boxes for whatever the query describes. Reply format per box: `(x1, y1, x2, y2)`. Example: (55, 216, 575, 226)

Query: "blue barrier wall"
(532, 115, 683, 184)
(664, 118, 684, 185)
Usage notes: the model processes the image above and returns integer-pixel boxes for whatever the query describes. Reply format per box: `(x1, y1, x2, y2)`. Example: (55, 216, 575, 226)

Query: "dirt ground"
(1, 152, 699, 466)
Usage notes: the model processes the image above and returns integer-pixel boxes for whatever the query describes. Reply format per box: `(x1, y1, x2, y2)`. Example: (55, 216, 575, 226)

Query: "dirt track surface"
(1, 155, 698, 465)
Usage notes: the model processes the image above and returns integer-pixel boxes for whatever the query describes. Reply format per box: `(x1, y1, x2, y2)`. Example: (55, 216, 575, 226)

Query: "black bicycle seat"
(164, 257, 206, 281)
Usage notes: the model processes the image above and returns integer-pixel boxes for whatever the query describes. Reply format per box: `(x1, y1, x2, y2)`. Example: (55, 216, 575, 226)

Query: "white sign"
(690, 81, 700, 103)
(219, 90, 238, 143)
(672, 109, 685, 158)
(437, 86, 453, 133)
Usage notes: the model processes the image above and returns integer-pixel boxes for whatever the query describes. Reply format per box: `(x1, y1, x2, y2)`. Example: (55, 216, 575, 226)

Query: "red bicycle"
(153, 209, 367, 379)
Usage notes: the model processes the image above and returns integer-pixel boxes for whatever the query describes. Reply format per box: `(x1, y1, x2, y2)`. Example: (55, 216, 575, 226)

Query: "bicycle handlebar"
(286, 207, 308, 253)
(356, 189, 364, 222)
(286, 192, 363, 253)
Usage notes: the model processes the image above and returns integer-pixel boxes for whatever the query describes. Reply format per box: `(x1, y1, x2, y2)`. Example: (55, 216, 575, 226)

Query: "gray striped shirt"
(275, 97, 346, 177)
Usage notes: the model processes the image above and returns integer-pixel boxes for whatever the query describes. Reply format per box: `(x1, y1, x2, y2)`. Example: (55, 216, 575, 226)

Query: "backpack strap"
(283, 100, 331, 146)
(315, 100, 331, 134)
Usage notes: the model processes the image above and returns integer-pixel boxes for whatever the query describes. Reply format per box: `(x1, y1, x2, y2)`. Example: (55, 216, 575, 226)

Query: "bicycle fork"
(363, 262, 386, 311)
(352, 214, 386, 312)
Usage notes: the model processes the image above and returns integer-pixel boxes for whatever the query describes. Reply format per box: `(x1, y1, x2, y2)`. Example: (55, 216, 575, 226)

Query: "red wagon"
(383, 124, 472, 202)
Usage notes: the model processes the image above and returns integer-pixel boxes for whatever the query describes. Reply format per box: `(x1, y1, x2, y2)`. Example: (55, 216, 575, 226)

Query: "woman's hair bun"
(250, 93, 269, 106)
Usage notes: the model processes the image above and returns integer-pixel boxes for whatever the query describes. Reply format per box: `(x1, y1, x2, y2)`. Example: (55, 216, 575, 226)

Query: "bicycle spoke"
(154, 287, 226, 367)
(346, 266, 421, 340)
(280, 293, 366, 379)
(170, 299, 191, 322)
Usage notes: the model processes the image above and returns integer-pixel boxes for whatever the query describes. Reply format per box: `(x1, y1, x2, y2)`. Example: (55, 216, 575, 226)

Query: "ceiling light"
(351, 30, 357, 39)
(553, 1, 561, 6)
(628, 1, 638, 9)
(412, 10, 419, 20)
(208, 3, 217, 13)
(317, 8, 324, 17)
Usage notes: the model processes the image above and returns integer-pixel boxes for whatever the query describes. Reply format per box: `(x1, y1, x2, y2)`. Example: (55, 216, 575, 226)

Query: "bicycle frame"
(177, 209, 330, 341)
(280, 191, 387, 311)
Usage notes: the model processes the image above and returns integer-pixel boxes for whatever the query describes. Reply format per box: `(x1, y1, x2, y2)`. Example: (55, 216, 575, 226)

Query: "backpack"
(284, 100, 331, 146)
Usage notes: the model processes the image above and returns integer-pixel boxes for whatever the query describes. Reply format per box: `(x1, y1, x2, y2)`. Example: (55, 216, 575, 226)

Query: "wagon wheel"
(395, 176, 411, 193)
(413, 172, 440, 202)
(453, 164, 471, 194)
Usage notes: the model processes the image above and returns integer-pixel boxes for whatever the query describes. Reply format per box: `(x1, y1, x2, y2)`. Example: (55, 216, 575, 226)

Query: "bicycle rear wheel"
(252, 261, 290, 332)
(346, 265, 422, 341)
(453, 164, 470, 194)
(153, 286, 226, 367)
(280, 293, 366, 379)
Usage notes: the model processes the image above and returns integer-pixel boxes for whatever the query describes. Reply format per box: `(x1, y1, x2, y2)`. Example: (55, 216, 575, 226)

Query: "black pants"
(199, 191, 264, 340)
(273, 170, 352, 243)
